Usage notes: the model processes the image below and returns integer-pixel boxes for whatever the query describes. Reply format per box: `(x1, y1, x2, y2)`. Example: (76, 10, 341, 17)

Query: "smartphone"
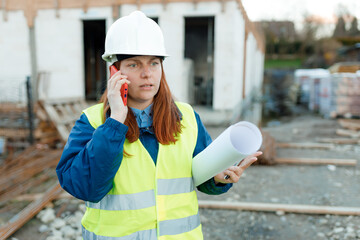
(110, 65, 128, 106)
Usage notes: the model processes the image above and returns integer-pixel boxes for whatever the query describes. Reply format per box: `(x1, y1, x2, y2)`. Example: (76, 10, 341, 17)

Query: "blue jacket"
(56, 107, 232, 202)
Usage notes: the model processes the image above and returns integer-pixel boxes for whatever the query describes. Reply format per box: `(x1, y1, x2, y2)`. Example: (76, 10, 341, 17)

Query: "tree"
(348, 17, 360, 36)
(333, 16, 346, 37)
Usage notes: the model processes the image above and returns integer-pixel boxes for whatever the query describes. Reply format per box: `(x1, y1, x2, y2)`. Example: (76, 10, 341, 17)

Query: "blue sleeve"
(193, 111, 232, 195)
(56, 114, 128, 202)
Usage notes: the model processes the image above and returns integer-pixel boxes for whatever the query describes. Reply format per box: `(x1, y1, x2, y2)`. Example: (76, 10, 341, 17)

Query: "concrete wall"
(0, 2, 264, 118)
(213, 3, 245, 110)
(0, 11, 31, 102)
(36, 9, 84, 100)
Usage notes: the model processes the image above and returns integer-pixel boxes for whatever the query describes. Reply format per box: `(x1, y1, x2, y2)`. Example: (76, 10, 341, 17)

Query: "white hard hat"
(102, 11, 169, 64)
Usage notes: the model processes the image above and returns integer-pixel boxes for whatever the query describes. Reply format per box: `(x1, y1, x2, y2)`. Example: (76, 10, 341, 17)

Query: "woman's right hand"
(107, 70, 130, 123)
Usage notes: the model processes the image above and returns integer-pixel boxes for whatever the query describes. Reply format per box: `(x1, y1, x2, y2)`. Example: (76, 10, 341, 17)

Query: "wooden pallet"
(39, 98, 89, 142)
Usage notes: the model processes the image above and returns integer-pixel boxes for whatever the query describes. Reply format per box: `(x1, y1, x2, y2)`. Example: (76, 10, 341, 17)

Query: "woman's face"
(119, 56, 162, 110)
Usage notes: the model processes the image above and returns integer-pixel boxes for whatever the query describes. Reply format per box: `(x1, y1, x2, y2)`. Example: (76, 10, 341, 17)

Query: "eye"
(128, 63, 137, 68)
(151, 61, 159, 66)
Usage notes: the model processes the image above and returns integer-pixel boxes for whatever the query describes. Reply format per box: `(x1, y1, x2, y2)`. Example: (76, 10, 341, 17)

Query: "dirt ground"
(6, 112, 360, 240)
(200, 113, 360, 240)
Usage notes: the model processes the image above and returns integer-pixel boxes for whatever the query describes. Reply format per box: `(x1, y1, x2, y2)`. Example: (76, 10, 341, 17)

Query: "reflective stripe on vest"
(157, 177, 194, 195)
(82, 214, 200, 239)
(81, 102, 203, 239)
(159, 213, 200, 236)
(86, 178, 194, 211)
(86, 189, 155, 211)
(82, 226, 157, 240)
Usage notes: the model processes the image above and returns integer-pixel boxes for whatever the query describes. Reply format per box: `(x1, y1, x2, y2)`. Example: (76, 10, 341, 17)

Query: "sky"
(242, 0, 360, 36)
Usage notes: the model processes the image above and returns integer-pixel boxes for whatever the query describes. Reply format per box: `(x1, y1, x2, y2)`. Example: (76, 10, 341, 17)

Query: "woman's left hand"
(214, 151, 262, 184)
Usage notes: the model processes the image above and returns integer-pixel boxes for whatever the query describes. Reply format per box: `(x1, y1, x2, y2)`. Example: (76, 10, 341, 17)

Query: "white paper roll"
(192, 121, 262, 186)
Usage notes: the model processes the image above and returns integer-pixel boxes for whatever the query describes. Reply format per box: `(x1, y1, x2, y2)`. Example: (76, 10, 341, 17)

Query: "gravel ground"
(200, 114, 360, 240)
(7, 113, 360, 240)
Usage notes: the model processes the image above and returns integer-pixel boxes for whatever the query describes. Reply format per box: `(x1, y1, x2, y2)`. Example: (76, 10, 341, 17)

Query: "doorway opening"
(83, 20, 107, 101)
(184, 16, 215, 107)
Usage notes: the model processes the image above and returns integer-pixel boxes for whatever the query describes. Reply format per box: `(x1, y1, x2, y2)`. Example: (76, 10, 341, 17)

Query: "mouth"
(140, 84, 153, 88)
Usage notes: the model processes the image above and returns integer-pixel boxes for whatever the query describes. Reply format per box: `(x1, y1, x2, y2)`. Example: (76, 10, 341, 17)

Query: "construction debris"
(0, 183, 63, 240)
(0, 147, 62, 204)
(0, 97, 88, 239)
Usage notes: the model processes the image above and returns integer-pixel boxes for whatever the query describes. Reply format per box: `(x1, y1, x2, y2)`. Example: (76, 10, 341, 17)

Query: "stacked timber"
(0, 103, 30, 151)
(38, 98, 88, 142)
(0, 146, 62, 204)
(0, 98, 89, 238)
(0, 102, 62, 157)
(315, 119, 360, 145)
(0, 98, 88, 157)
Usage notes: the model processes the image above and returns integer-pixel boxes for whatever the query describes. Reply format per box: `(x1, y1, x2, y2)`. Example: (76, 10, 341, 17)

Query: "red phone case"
(110, 65, 128, 106)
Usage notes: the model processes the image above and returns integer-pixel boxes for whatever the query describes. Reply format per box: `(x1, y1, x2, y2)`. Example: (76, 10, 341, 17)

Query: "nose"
(140, 66, 151, 78)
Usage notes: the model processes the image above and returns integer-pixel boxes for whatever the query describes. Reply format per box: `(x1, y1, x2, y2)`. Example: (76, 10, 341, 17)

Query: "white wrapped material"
(192, 121, 262, 186)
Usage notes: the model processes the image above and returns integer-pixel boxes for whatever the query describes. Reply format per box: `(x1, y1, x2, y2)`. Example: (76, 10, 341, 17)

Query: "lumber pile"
(256, 130, 356, 166)
(0, 102, 62, 156)
(0, 183, 62, 240)
(315, 119, 360, 145)
(0, 98, 89, 237)
(0, 103, 30, 152)
(0, 146, 63, 238)
(0, 98, 88, 157)
(38, 98, 88, 142)
(0, 146, 62, 204)
(263, 131, 357, 166)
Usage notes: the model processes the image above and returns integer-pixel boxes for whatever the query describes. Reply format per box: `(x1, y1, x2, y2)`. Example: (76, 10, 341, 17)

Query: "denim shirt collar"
(130, 104, 153, 128)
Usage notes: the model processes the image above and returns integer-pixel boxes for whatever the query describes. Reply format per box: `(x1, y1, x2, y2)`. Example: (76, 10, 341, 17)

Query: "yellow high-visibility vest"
(81, 102, 203, 240)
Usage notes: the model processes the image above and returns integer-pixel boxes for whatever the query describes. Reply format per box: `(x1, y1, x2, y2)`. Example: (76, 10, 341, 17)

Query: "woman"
(56, 11, 261, 240)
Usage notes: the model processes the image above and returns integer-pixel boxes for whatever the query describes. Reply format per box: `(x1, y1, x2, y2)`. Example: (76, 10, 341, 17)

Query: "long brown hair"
(99, 60, 182, 145)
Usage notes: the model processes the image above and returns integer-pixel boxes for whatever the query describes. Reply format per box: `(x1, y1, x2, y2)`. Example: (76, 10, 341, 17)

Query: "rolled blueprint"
(192, 121, 262, 186)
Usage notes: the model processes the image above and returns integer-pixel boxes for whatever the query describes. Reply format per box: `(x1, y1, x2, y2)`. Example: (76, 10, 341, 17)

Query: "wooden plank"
(338, 119, 360, 131)
(0, 149, 61, 194)
(336, 128, 360, 138)
(275, 157, 357, 166)
(0, 173, 51, 203)
(317, 138, 359, 144)
(56, 125, 70, 141)
(276, 142, 334, 149)
(0, 183, 63, 240)
(12, 191, 74, 202)
(198, 200, 360, 216)
(40, 99, 85, 142)
(0, 128, 29, 138)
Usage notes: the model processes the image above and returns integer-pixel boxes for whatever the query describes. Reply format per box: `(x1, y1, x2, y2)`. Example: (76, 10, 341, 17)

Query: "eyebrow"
(126, 57, 160, 63)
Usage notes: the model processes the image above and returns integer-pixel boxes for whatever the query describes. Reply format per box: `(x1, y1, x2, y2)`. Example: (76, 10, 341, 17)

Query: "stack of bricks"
(331, 73, 360, 118)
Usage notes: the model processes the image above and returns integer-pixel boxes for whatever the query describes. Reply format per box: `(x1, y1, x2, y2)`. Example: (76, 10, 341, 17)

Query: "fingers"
(217, 151, 263, 184)
(239, 151, 262, 168)
(108, 70, 128, 91)
(114, 79, 130, 92)
(223, 168, 241, 183)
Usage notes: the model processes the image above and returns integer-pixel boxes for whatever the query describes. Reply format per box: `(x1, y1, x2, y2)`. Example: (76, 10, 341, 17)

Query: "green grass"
(265, 58, 303, 69)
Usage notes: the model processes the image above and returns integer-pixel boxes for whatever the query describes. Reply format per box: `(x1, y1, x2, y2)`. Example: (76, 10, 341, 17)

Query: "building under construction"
(0, 0, 264, 121)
